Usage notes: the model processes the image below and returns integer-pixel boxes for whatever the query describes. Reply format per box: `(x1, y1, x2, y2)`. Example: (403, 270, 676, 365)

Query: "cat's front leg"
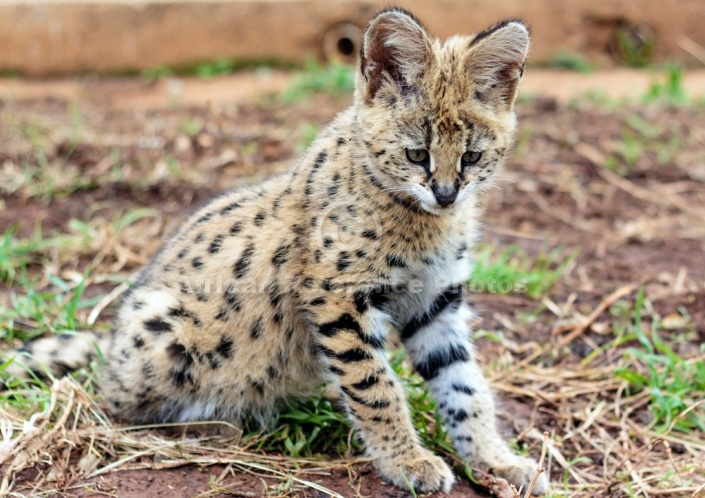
(306, 292, 454, 493)
(401, 287, 549, 495)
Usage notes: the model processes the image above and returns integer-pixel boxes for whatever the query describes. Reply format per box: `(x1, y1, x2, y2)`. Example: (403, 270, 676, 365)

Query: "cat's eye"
(461, 150, 482, 166)
(406, 149, 430, 165)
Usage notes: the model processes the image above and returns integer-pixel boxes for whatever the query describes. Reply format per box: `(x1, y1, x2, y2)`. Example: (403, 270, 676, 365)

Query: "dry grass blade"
(552, 278, 647, 347)
(523, 431, 549, 498)
(0, 378, 363, 497)
(86, 279, 132, 325)
(1, 379, 76, 495)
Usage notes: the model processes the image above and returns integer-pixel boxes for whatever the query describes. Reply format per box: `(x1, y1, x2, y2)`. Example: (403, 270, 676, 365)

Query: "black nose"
(432, 183, 458, 208)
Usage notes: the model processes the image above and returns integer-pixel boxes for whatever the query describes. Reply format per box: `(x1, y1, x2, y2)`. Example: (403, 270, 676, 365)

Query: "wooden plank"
(0, 0, 703, 76)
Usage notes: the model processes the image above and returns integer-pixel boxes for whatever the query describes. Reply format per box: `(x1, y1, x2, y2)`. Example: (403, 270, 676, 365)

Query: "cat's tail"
(2, 331, 108, 381)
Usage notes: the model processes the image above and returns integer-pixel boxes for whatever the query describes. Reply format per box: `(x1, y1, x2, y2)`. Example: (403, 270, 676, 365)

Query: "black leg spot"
(166, 342, 195, 387)
(336, 348, 372, 363)
(205, 352, 221, 369)
(329, 365, 346, 376)
(144, 318, 172, 334)
(318, 313, 361, 337)
(401, 286, 464, 341)
(414, 343, 470, 380)
(224, 285, 242, 312)
(341, 386, 390, 409)
(454, 409, 469, 423)
(336, 251, 351, 272)
(361, 229, 378, 240)
(354, 290, 369, 313)
(251, 379, 265, 394)
(352, 375, 379, 390)
(169, 306, 202, 328)
(451, 383, 475, 396)
(229, 222, 243, 235)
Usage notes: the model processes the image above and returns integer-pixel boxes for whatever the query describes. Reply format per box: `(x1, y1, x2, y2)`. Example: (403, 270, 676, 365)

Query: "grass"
(0, 228, 53, 284)
(141, 58, 297, 81)
(615, 289, 705, 433)
(296, 122, 320, 151)
(500, 289, 705, 497)
(642, 64, 689, 106)
(0, 270, 94, 344)
(547, 52, 595, 73)
(1, 113, 98, 202)
(242, 346, 455, 461)
(469, 245, 576, 299)
(599, 107, 687, 175)
(612, 25, 656, 68)
(568, 64, 705, 110)
(7, 280, 701, 496)
(0, 208, 157, 342)
(282, 60, 355, 103)
(248, 393, 354, 458)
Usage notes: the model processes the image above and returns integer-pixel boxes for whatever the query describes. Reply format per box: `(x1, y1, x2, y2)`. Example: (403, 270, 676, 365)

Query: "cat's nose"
(431, 183, 458, 207)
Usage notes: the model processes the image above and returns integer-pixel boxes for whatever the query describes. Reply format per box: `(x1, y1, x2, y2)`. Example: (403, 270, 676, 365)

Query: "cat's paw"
(493, 455, 548, 496)
(376, 448, 455, 494)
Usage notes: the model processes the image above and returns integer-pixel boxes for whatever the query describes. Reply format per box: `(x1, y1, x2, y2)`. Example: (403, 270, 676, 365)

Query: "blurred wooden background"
(1, 0, 704, 76)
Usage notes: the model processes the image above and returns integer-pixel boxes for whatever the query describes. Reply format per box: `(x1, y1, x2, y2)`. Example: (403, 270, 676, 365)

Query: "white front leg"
(401, 289, 548, 495)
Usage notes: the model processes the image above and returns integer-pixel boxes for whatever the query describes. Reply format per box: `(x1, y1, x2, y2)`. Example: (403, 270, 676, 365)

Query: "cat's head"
(354, 8, 529, 215)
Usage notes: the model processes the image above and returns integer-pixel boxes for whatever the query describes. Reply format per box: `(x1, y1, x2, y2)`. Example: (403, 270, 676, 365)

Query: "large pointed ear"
(359, 8, 433, 100)
(466, 20, 530, 109)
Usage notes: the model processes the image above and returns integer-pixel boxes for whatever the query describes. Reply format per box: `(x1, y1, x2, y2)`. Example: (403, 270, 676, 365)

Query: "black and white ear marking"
(359, 8, 433, 99)
(466, 19, 530, 108)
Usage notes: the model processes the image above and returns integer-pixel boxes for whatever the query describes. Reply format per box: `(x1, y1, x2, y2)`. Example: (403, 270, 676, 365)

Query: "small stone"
(661, 313, 687, 330)
(174, 135, 191, 153)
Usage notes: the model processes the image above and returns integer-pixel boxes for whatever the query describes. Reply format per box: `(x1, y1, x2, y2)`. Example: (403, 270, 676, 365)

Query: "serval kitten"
(7, 8, 548, 495)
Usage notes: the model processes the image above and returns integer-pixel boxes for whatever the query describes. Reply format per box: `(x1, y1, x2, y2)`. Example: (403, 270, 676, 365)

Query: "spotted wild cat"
(6, 8, 547, 494)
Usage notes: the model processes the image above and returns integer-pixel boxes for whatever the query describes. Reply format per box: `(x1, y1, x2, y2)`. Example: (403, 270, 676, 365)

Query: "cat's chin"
(419, 202, 453, 216)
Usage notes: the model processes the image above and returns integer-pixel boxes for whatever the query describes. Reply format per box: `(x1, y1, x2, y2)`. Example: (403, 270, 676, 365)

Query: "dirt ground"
(1, 71, 704, 497)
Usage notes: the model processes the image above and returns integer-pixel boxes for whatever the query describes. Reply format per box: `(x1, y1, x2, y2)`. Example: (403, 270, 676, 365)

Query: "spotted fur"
(5, 8, 547, 495)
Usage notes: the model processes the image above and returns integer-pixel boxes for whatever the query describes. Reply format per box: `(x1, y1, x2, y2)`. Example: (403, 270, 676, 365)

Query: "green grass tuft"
(0, 269, 100, 344)
(615, 289, 705, 433)
(0, 228, 50, 284)
(469, 245, 576, 299)
(141, 58, 297, 82)
(643, 64, 688, 106)
(547, 52, 595, 73)
(247, 393, 356, 457)
(283, 61, 355, 103)
(296, 122, 320, 152)
(243, 346, 457, 460)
